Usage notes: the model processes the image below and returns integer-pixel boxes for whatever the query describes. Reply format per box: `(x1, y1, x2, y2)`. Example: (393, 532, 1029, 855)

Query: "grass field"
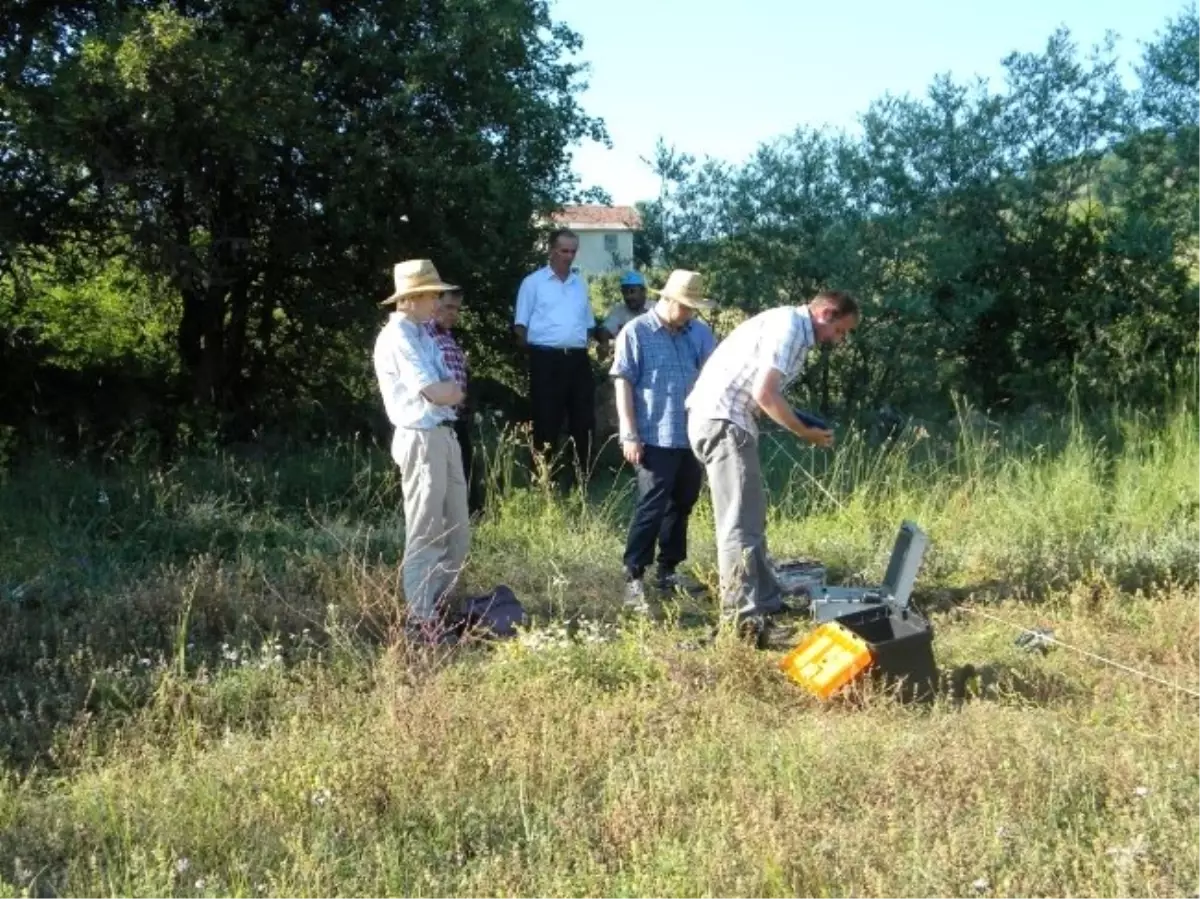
(0, 402, 1197, 897)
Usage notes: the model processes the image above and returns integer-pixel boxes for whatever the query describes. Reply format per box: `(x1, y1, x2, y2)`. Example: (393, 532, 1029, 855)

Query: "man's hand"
(595, 330, 613, 358)
(423, 380, 465, 407)
(802, 426, 834, 449)
(513, 324, 528, 349)
(622, 437, 643, 466)
(753, 368, 835, 448)
(613, 378, 642, 466)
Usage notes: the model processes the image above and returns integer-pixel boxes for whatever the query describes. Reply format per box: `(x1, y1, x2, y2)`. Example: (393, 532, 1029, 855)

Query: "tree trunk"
(224, 278, 250, 401)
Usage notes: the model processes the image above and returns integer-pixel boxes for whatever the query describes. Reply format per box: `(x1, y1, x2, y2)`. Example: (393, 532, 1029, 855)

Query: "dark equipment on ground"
(778, 521, 939, 702)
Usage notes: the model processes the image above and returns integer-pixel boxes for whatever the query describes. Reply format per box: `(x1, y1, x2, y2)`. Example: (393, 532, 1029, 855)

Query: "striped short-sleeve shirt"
(685, 306, 815, 437)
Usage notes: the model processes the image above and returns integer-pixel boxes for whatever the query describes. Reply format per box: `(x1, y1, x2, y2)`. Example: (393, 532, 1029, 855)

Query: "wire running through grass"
(765, 432, 846, 511)
(959, 605, 1200, 700)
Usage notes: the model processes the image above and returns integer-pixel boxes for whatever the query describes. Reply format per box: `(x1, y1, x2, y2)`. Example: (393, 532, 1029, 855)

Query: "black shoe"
(724, 611, 800, 651)
(758, 616, 801, 650)
(654, 567, 705, 596)
(653, 567, 679, 590)
(775, 595, 812, 617)
(404, 620, 459, 647)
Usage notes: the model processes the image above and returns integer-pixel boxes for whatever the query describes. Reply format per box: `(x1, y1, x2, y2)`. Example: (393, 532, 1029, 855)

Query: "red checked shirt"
(424, 322, 469, 410)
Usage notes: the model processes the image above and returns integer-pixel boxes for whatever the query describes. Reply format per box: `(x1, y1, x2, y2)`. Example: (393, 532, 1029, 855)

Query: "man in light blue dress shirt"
(373, 259, 470, 645)
(513, 228, 598, 479)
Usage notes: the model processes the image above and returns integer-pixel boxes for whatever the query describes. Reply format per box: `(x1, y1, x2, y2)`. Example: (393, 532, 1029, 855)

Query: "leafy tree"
(2, 3, 1196, 450)
(640, 7, 1198, 419)
(1, 0, 606, 440)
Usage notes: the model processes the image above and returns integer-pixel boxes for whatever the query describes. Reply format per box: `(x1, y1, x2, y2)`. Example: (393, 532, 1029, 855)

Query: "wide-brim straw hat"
(380, 259, 458, 306)
(649, 269, 716, 311)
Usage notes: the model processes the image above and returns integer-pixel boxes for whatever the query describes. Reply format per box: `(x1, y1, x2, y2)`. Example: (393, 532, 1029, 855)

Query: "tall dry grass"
(0, 401, 1195, 896)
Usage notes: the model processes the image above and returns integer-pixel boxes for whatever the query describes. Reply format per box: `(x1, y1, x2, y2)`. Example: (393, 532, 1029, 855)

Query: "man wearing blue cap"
(599, 270, 649, 343)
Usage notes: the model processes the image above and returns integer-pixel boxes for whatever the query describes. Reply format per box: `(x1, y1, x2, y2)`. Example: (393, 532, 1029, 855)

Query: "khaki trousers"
(394, 424, 471, 621)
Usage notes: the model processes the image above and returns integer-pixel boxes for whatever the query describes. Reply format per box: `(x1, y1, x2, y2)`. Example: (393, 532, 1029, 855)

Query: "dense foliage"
(1, 3, 1195, 455)
(639, 11, 1198, 418)
(1, 0, 606, 451)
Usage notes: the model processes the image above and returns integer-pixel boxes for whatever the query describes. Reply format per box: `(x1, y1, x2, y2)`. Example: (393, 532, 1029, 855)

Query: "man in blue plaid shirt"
(609, 270, 717, 612)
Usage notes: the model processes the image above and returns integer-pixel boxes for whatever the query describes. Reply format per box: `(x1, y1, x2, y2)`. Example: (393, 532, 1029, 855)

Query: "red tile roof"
(550, 205, 642, 230)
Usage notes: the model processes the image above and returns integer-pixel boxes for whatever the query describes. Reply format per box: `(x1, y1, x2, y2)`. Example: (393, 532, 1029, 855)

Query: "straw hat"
(649, 269, 715, 311)
(380, 259, 458, 306)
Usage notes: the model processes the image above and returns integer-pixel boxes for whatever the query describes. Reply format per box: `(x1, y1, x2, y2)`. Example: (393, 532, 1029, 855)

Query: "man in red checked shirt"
(426, 287, 485, 516)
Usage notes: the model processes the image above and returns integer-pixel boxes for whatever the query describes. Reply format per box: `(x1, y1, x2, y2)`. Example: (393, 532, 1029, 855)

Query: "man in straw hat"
(373, 259, 471, 644)
(686, 290, 860, 638)
(609, 269, 716, 613)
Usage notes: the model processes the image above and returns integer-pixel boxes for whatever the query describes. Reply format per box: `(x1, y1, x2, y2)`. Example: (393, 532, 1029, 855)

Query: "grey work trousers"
(688, 417, 783, 619)
(394, 424, 471, 622)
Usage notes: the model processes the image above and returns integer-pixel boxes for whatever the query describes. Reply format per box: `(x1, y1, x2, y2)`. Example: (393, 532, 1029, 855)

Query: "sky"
(551, 0, 1190, 206)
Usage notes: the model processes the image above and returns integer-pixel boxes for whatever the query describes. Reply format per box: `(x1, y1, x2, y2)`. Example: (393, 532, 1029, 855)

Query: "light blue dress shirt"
(373, 313, 457, 433)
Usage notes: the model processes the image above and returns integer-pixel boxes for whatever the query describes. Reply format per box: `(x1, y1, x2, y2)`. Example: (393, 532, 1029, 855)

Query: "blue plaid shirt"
(609, 307, 716, 449)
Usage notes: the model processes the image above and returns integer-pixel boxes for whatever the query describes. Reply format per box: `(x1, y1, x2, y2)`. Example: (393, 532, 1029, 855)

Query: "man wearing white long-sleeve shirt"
(374, 258, 470, 645)
(513, 228, 598, 478)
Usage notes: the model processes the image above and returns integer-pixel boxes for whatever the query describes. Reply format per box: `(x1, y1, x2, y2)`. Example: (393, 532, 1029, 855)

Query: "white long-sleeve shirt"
(513, 266, 593, 349)
(373, 312, 456, 435)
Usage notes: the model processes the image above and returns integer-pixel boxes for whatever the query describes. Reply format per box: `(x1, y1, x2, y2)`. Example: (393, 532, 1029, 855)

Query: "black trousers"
(623, 444, 704, 579)
(453, 415, 485, 516)
(528, 346, 594, 476)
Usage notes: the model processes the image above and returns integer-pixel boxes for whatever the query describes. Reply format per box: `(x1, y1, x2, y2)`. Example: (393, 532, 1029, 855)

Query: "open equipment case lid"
(807, 520, 930, 624)
(881, 520, 929, 610)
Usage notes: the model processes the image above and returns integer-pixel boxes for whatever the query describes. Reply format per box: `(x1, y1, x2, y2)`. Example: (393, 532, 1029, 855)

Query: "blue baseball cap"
(619, 271, 646, 288)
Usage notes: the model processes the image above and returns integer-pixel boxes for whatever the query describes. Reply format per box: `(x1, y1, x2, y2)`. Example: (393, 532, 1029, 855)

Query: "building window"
(603, 233, 618, 252)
